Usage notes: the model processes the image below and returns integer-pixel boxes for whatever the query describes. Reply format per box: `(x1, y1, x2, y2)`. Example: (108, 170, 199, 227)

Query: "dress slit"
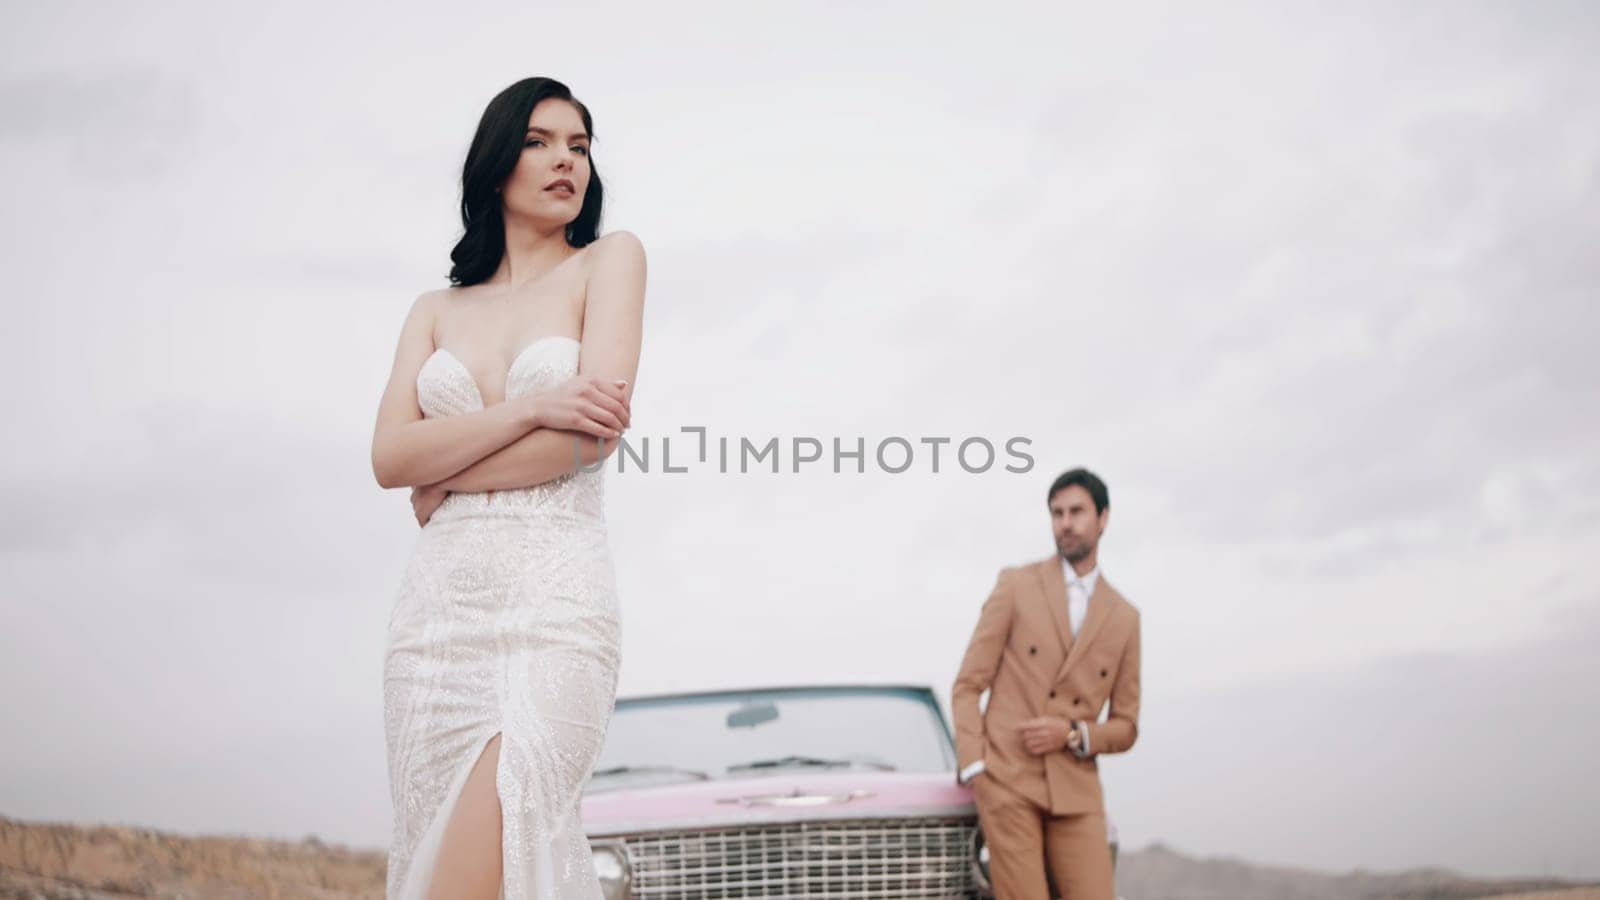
(398, 728, 508, 900)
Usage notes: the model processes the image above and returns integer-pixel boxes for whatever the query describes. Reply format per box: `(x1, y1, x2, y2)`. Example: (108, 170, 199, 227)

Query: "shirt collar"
(1062, 555, 1100, 593)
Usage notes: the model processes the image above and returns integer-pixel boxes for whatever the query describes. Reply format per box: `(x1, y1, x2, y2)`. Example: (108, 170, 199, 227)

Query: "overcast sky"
(2, 0, 1597, 882)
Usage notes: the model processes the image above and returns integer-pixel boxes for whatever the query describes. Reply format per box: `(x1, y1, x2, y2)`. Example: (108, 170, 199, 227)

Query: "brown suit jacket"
(952, 555, 1141, 816)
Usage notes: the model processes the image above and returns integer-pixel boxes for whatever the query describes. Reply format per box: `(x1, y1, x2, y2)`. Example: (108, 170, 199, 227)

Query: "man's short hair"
(1047, 467, 1109, 515)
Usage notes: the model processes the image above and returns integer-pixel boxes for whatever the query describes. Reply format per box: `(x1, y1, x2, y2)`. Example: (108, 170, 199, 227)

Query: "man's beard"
(1057, 535, 1093, 563)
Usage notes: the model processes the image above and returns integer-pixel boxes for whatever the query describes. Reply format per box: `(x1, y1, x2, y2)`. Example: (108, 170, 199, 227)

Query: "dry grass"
(0, 816, 383, 899)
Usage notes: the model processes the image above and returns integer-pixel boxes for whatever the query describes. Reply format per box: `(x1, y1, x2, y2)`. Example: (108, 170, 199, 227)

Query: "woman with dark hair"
(370, 76, 646, 899)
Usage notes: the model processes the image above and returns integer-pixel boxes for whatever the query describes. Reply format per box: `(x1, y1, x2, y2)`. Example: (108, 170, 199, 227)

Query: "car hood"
(581, 770, 976, 837)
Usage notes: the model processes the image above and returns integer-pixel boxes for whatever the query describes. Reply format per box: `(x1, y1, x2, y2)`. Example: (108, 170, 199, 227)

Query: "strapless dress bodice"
(415, 335, 605, 524)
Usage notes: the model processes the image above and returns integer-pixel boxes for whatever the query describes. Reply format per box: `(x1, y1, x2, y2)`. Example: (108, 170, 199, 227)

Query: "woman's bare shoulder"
(421, 284, 467, 305)
(414, 284, 472, 315)
(394, 288, 458, 344)
(404, 286, 452, 310)
(583, 230, 646, 269)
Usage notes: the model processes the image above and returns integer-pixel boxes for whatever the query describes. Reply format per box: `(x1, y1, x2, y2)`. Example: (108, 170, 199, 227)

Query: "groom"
(952, 468, 1141, 900)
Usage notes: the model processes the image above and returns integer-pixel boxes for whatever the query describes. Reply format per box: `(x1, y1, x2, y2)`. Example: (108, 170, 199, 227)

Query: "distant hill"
(1, 814, 1594, 899)
(1116, 843, 1597, 900)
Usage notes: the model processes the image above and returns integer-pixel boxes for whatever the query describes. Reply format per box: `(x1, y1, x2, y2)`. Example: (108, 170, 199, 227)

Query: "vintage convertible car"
(578, 684, 1117, 899)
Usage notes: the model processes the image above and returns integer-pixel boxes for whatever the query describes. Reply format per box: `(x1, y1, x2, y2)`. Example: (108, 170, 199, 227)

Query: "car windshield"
(586, 686, 957, 793)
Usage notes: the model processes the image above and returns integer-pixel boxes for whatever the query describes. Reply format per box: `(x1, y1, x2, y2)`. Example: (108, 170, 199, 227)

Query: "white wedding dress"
(383, 334, 622, 899)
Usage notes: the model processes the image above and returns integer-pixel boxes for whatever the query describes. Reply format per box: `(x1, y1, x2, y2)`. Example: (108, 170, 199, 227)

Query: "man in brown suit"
(952, 467, 1141, 900)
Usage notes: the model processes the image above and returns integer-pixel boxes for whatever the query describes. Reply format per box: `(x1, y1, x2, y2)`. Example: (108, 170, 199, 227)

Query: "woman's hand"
(411, 483, 449, 527)
(523, 374, 631, 440)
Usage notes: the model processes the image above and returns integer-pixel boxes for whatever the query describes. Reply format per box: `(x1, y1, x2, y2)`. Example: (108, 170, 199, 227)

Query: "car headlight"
(591, 839, 632, 900)
(970, 825, 994, 898)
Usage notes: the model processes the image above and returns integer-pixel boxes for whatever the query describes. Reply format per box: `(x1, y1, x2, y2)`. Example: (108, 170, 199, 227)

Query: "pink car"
(579, 684, 1117, 899)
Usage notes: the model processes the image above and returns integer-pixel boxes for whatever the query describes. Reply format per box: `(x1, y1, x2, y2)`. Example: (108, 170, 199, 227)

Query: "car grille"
(620, 817, 977, 899)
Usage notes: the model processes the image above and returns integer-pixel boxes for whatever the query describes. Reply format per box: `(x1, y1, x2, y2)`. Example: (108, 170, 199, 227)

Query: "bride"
(370, 76, 645, 899)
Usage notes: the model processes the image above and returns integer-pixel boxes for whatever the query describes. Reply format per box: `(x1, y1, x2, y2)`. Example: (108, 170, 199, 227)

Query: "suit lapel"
(1057, 574, 1113, 684)
(1034, 557, 1074, 659)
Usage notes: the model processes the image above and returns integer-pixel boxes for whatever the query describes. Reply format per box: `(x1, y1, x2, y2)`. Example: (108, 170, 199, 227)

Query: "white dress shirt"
(960, 558, 1101, 784)
(1064, 557, 1099, 638)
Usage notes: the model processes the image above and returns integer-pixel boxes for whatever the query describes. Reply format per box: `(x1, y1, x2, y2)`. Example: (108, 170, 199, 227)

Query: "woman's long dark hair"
(448, 77, 604, 286)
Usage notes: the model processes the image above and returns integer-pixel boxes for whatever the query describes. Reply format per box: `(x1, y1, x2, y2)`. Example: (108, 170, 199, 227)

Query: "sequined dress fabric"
(384, 335, 621, 899)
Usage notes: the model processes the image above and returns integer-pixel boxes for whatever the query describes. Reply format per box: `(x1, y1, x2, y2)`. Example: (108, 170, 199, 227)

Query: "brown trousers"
(972, 773, 1115, 900)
